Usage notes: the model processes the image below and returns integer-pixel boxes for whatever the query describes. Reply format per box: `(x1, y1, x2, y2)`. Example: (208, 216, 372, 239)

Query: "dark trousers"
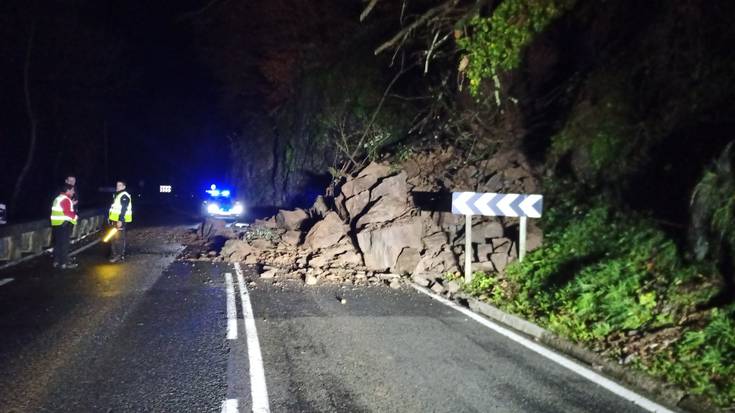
(52, 222, 72, 265)
(111, 225, 127, 259)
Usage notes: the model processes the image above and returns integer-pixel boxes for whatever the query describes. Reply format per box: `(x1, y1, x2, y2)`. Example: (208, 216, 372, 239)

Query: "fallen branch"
(360, 0, 380, 22)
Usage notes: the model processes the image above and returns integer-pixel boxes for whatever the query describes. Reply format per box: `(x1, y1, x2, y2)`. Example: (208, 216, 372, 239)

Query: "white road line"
(410, 284, 677, 413)
(0, 278, 14, 287)
(234, 262, 270, 413)
(221, 398, 239, 413)
(225, 273, 238, 340)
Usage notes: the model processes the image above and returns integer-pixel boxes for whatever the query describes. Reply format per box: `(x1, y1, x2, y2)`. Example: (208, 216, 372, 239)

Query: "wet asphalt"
(0, 216, 654, 413)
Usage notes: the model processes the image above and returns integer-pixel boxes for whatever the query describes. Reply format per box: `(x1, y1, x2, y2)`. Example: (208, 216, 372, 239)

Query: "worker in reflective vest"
(108, 180, 133, 263)
(50, 184, 78, 269)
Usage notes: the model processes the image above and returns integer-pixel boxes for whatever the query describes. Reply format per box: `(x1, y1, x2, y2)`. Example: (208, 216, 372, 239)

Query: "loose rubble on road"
(183, 147, 544, 295)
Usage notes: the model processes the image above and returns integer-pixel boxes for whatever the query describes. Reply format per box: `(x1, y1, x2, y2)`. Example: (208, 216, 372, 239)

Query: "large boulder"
(471, 220, 504, 243)
(526, 223, 544, 252)
(281, 230, 302, 246)
(357, 218, 423, 271)
(341, 175, 376, 199)
(305, 212, 346, 250)
(310, 195, 330, 218)
(220, 239, 255, 262)
(413, 248, 459, 275)
(370, 172, 408, 202)
(308, 239, 355, 268)
(345, 190, 371, 221)
(357, 161, 392, 180)
(393, 247, 421, 274)
(356, 196, 410, 228)
(333, 250, 363, 267)
(275, 209, 309, 230)
(422, 231, 448, 252)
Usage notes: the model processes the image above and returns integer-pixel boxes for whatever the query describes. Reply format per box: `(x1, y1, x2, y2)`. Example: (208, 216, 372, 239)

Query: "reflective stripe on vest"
(108, 191, 133, 222)
(50, 194, 76, 226)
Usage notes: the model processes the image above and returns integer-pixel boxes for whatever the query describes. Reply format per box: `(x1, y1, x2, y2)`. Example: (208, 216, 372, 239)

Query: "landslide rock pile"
(217, 147, 543, 288)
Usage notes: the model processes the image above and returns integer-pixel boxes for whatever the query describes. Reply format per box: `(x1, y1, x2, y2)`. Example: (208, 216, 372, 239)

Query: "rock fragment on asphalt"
(431, 282, 445, 294)
(412, 274, 431, 287)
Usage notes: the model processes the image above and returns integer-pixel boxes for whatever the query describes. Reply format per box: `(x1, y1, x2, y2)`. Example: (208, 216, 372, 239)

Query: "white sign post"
(452, 192, 543, 283)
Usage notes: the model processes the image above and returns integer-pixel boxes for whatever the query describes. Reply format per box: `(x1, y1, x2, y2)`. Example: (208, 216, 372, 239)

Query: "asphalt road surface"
(0, 221, 670, 412)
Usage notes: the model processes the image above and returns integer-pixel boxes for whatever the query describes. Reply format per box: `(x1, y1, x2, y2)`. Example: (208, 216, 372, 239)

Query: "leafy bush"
(647, 306, 735, 406)
(243, 227, 279, 243)
(457, 0, 577, 99)
(690, 142, 735, 265)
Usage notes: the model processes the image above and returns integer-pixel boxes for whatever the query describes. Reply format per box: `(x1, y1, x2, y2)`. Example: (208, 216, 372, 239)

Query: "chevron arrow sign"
(451, 192, 543, 218)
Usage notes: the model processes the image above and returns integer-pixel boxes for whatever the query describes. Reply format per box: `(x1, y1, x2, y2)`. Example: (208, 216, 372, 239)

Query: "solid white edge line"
(0, 278, 14, 287)
(225, 272, 238, 340)
(221, 398, 239, 413)
(410, 284, 677, 413)
(234, 262, 270, 413)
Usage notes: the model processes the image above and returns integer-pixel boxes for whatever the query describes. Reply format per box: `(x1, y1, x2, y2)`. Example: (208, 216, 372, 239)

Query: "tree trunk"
(10, 20, 37, 218)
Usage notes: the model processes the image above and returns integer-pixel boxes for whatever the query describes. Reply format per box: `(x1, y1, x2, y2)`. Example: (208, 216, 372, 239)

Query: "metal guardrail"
(0, 209, 106, 267)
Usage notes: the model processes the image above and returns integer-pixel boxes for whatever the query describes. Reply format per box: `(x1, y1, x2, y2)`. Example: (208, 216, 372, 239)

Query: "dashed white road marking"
(0, 278, 14, 287)
(221, 398, 239, 413)
(234, 262, 270, 413)
(225, 272, 238, 340)
(410, 284, 677, 413)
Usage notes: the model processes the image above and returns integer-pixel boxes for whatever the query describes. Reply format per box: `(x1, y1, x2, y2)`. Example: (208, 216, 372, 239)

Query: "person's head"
(65, 175, 76, 186)
(116, 180, 126, 192)
(61, 183, 75, 197)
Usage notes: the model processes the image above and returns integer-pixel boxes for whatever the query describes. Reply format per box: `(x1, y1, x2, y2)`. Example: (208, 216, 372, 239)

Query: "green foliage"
(457, 0, 576, 99)
(363, 129, 391, 162)
(647, 306, 735, 406)
(464, 271, 496, 296)
(243, 226, 279, 243)
(690, 142, 735, 262)
(395, 143, 414, 162)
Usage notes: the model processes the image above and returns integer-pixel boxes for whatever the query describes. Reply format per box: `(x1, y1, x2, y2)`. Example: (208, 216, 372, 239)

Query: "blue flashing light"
(221, 190, 231, 197)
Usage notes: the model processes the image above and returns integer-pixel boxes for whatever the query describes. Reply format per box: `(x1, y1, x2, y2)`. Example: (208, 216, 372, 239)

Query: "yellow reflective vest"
(50, 194, 77, 226)
(108, 191, 133, 222)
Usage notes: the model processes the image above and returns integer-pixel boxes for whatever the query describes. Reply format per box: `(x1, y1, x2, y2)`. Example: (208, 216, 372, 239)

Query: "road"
(0, 219, 669, 412)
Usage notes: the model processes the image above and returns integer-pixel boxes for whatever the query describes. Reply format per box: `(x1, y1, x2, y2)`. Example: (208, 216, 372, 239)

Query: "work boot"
(109, 256, 121, 263)
(60, 262, 78, 270)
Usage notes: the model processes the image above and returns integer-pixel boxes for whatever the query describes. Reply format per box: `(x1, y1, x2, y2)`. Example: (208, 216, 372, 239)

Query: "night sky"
(0, 1, 229, 217)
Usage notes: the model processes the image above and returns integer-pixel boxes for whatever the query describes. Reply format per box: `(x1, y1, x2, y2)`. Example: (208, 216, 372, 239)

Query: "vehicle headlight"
(232, 202, 244, 215)
(207, 203, 220, 214)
